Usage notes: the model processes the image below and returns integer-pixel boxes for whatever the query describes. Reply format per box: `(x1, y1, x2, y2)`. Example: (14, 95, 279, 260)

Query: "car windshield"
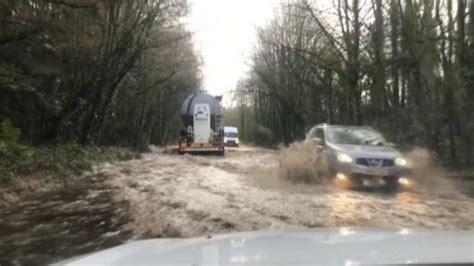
(327, 127, 386, 145)
(225, 132, 238, 138)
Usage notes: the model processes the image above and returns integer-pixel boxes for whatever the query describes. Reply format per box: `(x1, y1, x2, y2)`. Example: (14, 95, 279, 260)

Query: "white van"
(223, 126, 239, 147)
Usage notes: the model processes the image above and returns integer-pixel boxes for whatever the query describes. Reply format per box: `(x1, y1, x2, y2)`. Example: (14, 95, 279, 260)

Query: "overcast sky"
(186, 0, 281, 104)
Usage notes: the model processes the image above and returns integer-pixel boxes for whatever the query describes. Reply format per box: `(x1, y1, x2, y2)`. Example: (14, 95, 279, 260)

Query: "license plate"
(362, 179, 386, 187)
(373, 169, 388, 176)
(359, 168, 388, 176)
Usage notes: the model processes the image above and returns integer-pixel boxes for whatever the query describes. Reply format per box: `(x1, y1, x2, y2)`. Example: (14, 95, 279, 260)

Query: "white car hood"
(58, 229, 474, 265)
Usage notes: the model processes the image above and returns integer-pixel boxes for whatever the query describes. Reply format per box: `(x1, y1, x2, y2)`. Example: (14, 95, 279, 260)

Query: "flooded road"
(0, 171, 131, 265)
(107, 146, 473, 238)
(1, 146, 473, 264)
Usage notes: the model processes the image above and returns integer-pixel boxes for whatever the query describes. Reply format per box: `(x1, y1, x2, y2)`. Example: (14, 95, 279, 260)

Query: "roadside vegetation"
(0, 119, 139, 206)
(1, 0, 201, 149)
(0, 1, 201, 203)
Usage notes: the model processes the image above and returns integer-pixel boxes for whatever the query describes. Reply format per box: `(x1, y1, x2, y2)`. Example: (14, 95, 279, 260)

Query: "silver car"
(306, 124, 412, 189)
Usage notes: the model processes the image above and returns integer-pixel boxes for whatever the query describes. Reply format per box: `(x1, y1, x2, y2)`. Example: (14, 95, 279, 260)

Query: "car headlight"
(398, 177, 411, 186)
(395, 157, 409, 167)
(337, 153, 353, 163)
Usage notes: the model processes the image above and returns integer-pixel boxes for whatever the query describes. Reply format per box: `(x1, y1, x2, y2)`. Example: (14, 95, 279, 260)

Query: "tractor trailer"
(178, 91, 225, 155)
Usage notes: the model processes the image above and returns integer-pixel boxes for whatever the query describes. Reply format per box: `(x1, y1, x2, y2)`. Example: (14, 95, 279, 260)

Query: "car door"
(305, 127, 316, 143)
(315, 127, 325, 150)
(314, 127, 331, 177)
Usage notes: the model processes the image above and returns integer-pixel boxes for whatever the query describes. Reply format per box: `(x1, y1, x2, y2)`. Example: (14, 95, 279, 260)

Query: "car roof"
(224, 126, 238, 131)
(328, 125, 373, 129)
(311, 124, 374, 130)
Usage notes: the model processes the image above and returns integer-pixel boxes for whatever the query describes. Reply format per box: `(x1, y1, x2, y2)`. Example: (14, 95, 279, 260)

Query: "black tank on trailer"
(180, 91, 223, 131)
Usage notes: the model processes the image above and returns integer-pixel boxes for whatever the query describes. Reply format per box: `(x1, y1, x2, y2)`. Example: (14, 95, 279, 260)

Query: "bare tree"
(238, 0, 473, 168)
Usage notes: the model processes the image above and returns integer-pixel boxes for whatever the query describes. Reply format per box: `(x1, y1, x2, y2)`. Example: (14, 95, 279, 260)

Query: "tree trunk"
(390, 0, 400, 107)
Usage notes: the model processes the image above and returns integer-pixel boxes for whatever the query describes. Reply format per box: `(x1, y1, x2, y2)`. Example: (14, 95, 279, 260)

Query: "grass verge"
(0, 143, 140, 207)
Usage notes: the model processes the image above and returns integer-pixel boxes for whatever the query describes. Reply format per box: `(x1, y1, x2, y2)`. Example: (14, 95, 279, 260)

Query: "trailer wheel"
(178, 141, 185, 155)
(217, 146, 225, 156)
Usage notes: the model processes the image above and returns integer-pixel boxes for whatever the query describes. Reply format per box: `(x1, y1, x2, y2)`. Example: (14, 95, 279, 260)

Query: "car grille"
(352, 173, 398, 182)
(356, 158, 395, 167)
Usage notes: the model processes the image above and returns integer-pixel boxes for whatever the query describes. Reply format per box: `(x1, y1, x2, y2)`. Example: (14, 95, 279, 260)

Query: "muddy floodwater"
(1, 146, 473, 264)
